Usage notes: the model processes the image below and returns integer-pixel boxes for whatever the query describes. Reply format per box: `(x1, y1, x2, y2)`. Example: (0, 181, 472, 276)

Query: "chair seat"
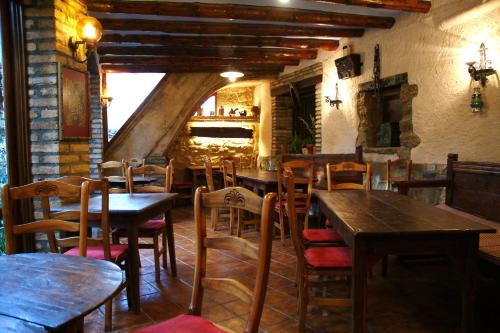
(139, 219, 166, 231)
(173, 181, 192, 187)
(134, 314, 226, 333)
(305, 247, 352, 269)
(274, 200, 306, 210)
(65, 244, 129, 261)
(303, 229, 344, 243)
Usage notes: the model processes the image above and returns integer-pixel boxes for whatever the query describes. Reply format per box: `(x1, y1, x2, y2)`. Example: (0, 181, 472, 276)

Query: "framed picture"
(58, 64, 89, 140)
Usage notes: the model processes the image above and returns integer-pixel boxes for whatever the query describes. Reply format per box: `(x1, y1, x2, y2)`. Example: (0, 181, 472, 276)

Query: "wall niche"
(356, 73, 421, 160)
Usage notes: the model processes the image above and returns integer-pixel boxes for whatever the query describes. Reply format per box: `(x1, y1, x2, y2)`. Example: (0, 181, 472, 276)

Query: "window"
(105, 73, 164, 141)
(200, 95, 216, 116)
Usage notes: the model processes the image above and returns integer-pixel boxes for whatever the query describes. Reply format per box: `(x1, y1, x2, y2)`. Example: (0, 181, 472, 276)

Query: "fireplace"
(356, 73, 420, 160)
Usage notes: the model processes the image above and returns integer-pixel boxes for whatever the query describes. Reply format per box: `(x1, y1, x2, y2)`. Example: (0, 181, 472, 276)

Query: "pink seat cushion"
(305, 247, 352, 268)
(139, 219, 166, 231)
(303, 229, 344, 243)
(134, 314, 226, 333)
(65, 244, 128, 261)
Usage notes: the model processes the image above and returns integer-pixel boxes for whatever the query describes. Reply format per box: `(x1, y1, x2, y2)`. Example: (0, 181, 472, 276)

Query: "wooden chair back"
(222, 159, 238, 188)
(202, 155, 216, 192)
(54, 176, 112, 261)
(326, 161, 372, 191)
(283, 171, 307, 272)
(2, 180, 91, 256)
(98, 160, 125, 177)
(191, 186, 276, 333)
(128, 165, 172, 193)
(386, 159, 412, 190)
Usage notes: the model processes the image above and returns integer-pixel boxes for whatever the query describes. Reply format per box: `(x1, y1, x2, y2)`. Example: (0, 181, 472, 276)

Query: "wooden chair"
(284, 171, 352, 332)
(114, 164, 176, 281)
(203, 155, 226, 231)
(386, 159, 412, 190)
(326, 161, 372, 191)
(134, 186, 276, 333)
(274, 160, 313, 246)
(2, 179, 128, 332)
(169, 158, 194, 206)
(98, 160, 128, 193)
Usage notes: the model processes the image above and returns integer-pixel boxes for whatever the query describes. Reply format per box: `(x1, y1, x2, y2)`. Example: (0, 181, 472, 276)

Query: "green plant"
(287, 135, 314, 153)
(0, 225, 5, 255)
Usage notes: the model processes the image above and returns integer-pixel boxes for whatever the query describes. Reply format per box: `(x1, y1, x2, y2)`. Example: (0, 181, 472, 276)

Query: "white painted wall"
(255, 81, 273, 156)
(284, 0, 500, 164)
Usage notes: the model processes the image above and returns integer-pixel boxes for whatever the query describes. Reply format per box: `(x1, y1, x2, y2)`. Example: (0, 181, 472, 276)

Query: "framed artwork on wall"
(58, 64, 89, 140)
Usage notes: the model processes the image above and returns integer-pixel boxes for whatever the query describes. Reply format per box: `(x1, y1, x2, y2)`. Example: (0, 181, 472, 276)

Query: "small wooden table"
(314, 189, 495, 333)
(0, 253, 123, 332)
(236, 169, 278, 194)
(59, 192, 177, 313)
(107, 176, 158, 188)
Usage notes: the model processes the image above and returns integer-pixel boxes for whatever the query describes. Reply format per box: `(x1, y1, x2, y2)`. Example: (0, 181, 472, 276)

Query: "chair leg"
(297, 273, 308, 332)
(236, 208, 242, 237)
(153, 234, 161, 282)
(161, 229, 168, 270)
(165, 217, 177, 277)
(229, 207, 235, 235)
(279, 210, 286, 246)
(111, 231, 120, 245)
(125, 259, 133, 310)
(104, 300, 112, 332)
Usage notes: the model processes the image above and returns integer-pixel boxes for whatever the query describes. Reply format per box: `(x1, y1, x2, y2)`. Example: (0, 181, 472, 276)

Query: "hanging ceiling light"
(220, 71, 245, 82)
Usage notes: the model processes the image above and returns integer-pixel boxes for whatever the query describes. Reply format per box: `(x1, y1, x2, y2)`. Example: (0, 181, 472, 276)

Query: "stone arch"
(105, 73, 227, 161)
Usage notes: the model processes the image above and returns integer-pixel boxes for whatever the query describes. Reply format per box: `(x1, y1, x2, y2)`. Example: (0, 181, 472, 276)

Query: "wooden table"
(0, 253, 123, 332)
(314, 189, 496, 333)
(59, 192, 177, 313)
(107, 176, 158, 188)
(236, 169, 278, 194)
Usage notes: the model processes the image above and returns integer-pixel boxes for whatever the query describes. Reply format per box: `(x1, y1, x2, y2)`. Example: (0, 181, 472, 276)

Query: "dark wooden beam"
(97, 45, 318, 60)
(101, 34, 340, 51)
(88, 1, 395, 29)
(99, 18, 364, 38)
(100, 56, 300, 67)
(311, 0, 431, 13)
(101, 64, 284, 75)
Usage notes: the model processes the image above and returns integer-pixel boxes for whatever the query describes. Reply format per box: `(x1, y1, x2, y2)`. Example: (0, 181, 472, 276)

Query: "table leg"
(352, 237, 368, 333)
(127, 225, 141, 313)
(165, 209, 177, 277)
(461, 236, 479, 333)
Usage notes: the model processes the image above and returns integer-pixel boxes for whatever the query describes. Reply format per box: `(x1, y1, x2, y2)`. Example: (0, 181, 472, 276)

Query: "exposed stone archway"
(105, 73, 227, 161)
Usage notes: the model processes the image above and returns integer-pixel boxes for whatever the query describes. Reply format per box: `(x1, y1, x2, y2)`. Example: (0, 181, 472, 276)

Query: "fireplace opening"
(376, 86, 403, 147)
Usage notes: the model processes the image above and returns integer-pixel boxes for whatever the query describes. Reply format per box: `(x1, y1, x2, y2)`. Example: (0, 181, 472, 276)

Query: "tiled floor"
(85, 207, 500, 333)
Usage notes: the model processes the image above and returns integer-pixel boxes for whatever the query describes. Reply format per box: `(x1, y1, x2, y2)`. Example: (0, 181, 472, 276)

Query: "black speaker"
(335, 54, 362, 80)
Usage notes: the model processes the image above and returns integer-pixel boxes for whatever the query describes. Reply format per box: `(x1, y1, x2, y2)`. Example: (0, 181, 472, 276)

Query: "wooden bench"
(395, 153, 500, 272)
(282, 146, 363, 189)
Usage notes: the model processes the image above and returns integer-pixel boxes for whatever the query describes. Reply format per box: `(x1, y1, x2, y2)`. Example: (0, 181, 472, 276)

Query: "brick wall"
(271, 63, 323, 155)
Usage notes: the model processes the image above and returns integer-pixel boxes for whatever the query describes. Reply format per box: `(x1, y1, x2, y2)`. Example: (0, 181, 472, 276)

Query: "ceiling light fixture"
(220, 71, 245, 82)
(68, 16, 103, 63)
(279, 0, 291, 3)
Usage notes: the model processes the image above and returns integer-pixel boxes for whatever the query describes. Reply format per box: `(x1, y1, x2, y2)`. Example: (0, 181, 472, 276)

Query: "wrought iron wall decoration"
(467, 43, 496, 87)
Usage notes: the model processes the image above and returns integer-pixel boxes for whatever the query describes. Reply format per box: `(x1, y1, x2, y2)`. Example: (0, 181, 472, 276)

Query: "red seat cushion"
(174, 181, 192, 187)
(134, 314, 226, 333)
(303, 229, 344, 243)
(65, 244, 128, 261)
(139, 219, 166, 231)
(305, 247, 352, 268)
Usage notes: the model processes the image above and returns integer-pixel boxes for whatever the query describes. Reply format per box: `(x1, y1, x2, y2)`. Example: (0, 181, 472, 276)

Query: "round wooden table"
(0, 253, 124, 332)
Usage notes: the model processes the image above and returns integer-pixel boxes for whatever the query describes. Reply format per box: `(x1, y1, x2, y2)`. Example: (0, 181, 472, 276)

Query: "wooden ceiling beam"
(311, 0, 431, 13)
(100, 34, 340, 51)
(100, 56, 300, 67)
(101, 64, 284, 75)
(97, 46, 318, 60)
(99, 18, 364, 38)
(88, 1, 395, 29)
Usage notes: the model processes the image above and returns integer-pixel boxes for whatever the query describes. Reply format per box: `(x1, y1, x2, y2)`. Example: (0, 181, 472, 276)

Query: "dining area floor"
(83, 207, 500, 333)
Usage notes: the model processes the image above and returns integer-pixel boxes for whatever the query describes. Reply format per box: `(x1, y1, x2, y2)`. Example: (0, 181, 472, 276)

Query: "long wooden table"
(0, 253, 123, 332)
(314, 189, 496, 333)
(59, 192, 177, 313)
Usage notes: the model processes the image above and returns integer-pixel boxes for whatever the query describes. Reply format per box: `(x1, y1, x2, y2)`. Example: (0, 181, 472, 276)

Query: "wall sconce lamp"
(68, 16, 103, 63)
(100, 96, 113, 108)
(325, 83, 343, 109)
(467, 43, 496, 86)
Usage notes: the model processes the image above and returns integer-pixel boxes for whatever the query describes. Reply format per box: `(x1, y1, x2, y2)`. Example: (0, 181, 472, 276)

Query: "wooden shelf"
(190, 116, 259, 123)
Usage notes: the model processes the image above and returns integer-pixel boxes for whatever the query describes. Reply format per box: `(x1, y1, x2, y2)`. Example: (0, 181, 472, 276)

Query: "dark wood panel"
(310, 0, 431, 12)
(190, 126, 253, 138)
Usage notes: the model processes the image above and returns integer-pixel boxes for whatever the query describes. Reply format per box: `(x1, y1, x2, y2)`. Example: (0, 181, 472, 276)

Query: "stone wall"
(216, 86, 254, 116)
